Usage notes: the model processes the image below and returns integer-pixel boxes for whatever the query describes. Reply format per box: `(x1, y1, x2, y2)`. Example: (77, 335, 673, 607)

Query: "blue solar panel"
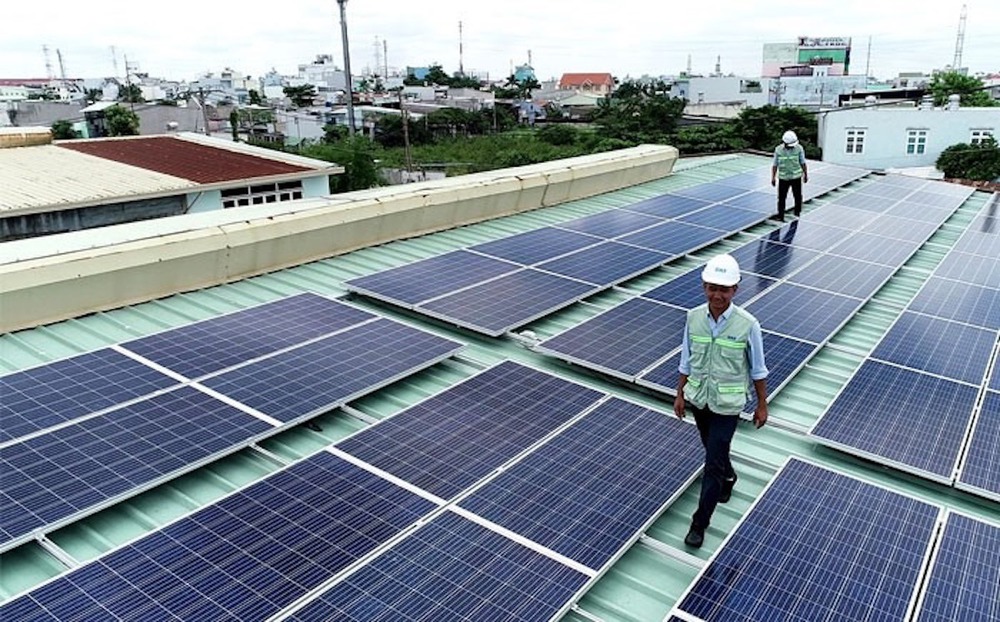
(810, 360, 978, 481)
(728, 239, 822, 279)
(829, 231, 922, 266)
(743, 332, 818, 412)
(954, 221, 1000, 258)
(337, 361, 603, 500)
(417, 268, 598, 336)
(122, 293, 376, 378)
(0, 348, 176, 444)
(287, 511, 589, 622)
(856, 182, 915, 201)
(617, 221, 725, 255)
(202, 318, 462, 422)
(886, 202, 955, 224)
(745, 283, 862, 343)
(788, 254, 895, 299)
(766, 220, 851, 251)
(719, 191, 775, 213)
(556, 209, 663, 238)
(915, 513, 1000, 622)
(870, 312, 995, 385)
(622, 193, 712, 219)
(677, 205, 766, 232)
(718, 170, 770, 190)
(673, 182, 746, 203)
(468, 226, 600, 265)
(459, 398, 703, 570)
(934, 250, 1000, 290)
(536, 241, 670, 286)
(345, 250, 520, 306)
(957, 391, 1000, 500)
(799, 205, 879, 230)
(636, 352, 681, 394)
(536, 298, 688, 378)
(0, 386, 271, 551)
(0, 453, 437, 622)
(993, 359, 1000, 392)
(909, 277, 1000, 330)
(864, 214, 942, 243)
(824, 191, 893, 212)
(642, 268, 777, 309)
(672, 458, 940, 622)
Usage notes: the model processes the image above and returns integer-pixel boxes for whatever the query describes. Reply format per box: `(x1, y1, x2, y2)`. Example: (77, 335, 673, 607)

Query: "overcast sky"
(5, 1, 997, 83)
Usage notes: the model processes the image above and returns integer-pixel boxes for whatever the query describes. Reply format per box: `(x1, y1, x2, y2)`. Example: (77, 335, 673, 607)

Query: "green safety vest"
(685, 305, 754, 415)
(774, 145, 804, 180)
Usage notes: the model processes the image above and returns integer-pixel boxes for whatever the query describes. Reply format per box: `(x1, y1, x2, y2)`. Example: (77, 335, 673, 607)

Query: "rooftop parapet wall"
(0, 145, 679, 333)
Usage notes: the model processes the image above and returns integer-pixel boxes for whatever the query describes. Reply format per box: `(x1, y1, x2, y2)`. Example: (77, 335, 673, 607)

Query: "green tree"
(424, 64, 450, 86)
(229, 110, 240, 141)
(118, 83, 144, 103)
(283, 84, 318, 108)
(248, 89, 263, 105)
(84, 88, 103, 104)
(50, 119, 79, 140)
(300, 136, 382, 192)
(928, 72, 998, 107)
(670, 124, 747, 155)
(105, 105, 140, 136)
(537, 124, 579, 146)
(732, 105, 819, 158)
(936, 137, 1000, 181)
(591, 79, 685, 143)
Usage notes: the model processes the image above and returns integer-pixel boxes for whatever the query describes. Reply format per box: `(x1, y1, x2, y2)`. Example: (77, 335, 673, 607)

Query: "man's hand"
(753, 403, 768, 428)
(674, 395, 686, 420)
(803, 174, 809, 184)
(770, 177, 776, 187)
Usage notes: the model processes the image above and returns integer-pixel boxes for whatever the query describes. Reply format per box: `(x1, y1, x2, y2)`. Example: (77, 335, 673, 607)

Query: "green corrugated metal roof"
(2, 153, 998, 621)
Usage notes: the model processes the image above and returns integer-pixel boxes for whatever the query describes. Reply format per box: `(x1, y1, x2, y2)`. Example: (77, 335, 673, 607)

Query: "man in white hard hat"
(770, 130, 809, 221)
(674, 253, 768, 549)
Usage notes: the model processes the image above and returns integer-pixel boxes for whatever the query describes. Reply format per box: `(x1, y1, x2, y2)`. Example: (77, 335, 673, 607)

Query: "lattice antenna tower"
(42, 45, 54, 80)
(953, 4, 967, 69)
(458, 21, 464, 76)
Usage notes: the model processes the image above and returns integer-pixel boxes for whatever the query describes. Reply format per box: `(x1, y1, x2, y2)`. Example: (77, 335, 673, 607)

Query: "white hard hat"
(782, 130, 799, 146)
(702, 254, 741, 286)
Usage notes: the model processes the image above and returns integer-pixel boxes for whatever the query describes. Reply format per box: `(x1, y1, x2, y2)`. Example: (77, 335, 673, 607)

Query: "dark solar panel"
(202, 318, 462, 422)
(993, 360, 1000, 392)
(345, 250, 520, 306)
(908, 277, 1000, 330)
(287, 511, 589, 622)
(957, 391, 1000, 500)
(536, 298, 688, 378)
(122, 293, 376, 378)
(871, 312, 996, 385)
(642, 268, 777, 309)
(417, 268, 598, 336)
(788, 254, 895, 299)
(719, 191, 775, 213)
(621, 193, 712, 219)
(677, 205, 766, 231)
(468, 226, 600, 265)
(673, 459, 939, 622)
(617, 221, 726, 255)
(829, 232, 922, 266)
(743, 332, 818, 412)
(556, 209, 663, 238)
(799, 205, 879, 230)
(637, 352, 681, 395)
(810, 360, 978, 481)
(0, 386, 271, 551)
(0, 348, 177, 444)
(536, 241, 670, 286)
(744, 283, 862, 343)
(765, 220, 853, 252)
(459, 398, 703, 570)
(673, 182, 747, 203)
(933, 250, 1000, 290)
(728, 239, 822, 279)
(0, 453, 437, 622)
(915, 513, 1000, 622)
(337, 361, 603, 500)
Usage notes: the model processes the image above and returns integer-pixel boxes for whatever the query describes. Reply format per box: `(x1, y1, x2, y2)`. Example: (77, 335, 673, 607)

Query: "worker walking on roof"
(674, 254, 768, 549)
(771, 130, 809, 221)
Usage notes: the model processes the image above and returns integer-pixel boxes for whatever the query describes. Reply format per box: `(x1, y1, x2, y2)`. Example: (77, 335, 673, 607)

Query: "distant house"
(558, 73, 615, 95)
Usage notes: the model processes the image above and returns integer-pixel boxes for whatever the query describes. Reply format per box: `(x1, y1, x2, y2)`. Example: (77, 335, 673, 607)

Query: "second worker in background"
(771, 130, 809, 221)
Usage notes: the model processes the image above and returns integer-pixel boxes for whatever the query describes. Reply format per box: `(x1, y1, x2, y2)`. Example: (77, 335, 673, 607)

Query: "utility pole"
(865, 36, 872, 82)
(383, 39, 388, 78)
(953, 4, 967, 70)
(458, 21, 464, 76)
(43, 45, 54, 80)
(398, 89, 412, 172)
(336, 0, 356, 137)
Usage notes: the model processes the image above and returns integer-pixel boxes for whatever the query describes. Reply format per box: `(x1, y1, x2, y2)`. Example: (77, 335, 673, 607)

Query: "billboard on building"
(796, 37, 851, 75)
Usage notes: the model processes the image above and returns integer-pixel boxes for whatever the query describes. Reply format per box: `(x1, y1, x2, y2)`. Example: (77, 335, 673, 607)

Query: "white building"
(818, 97, 999, 170)
(672, 76, 775, 107)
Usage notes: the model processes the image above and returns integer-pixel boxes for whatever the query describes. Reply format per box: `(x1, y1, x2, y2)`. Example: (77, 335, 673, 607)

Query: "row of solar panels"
(345, 162, 870, 336)
(0, 294, 464, 553)
(668, 458, 1000, 622)
(3, 361, 709, 621)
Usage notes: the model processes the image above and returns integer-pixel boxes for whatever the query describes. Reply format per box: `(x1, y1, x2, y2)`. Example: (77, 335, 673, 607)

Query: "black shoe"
(719, 475, 737, 504)
(684, 525, 705, 548)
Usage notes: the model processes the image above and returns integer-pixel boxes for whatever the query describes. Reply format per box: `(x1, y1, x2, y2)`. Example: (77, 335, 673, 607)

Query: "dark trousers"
(777, 178, 803, 220)
(691, 405, 739, 530)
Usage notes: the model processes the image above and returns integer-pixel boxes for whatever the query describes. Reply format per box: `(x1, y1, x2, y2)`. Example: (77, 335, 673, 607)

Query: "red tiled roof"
(558, 73, 614, 87)
(58, 136, 313, 184)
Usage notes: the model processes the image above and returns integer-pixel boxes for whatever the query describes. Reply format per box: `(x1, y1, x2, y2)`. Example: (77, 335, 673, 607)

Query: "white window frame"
(845, 128, 866, 154)
(906, 129, 928, 155)
(971, 129, 994, 145)
(221, 180, 304, 209)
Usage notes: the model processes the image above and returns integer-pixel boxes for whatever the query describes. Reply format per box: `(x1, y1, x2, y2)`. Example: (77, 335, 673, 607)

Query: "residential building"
(558, 72, 615, 95)
(672, 76, 776, 108)
(777, 70, 869, 109)
(762, 36, 852, 77)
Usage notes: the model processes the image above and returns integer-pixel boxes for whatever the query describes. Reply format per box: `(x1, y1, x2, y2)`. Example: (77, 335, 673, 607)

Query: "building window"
(846, 128, 866, 154)
(971, 129, 994, 145)
(906, 129, 928, 155)
(221, 180, 304, 209)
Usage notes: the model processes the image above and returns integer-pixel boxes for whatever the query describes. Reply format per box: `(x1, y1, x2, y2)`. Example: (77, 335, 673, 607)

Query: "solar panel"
(536, 241, 670, 286)
(641, 268, 777, 309)
(829, 232, 922, 267)
(636, 351, 681, 395)
(201, 318, 462, 422)
(799, 205, 879, 230)
(121, 293, 376, 378)
(823, 192, 892, 212)
(744, 283, 862, 343)
(0, 386, 272, 552)
(677, 205, 766, 231)
(908, 277, 1000, 330)
(886, 202, 955, 224)
(764, 220, 852, 252)
(877, 174, 929, 189)
(864, 214, 942, 243)
(617, 221, 726, 255)
(992, 358, 1000, 392)
(535, 298, 688, 378)
(336, 361, 603, 500)
(671, 458, 940, 622)
(810, 360, 979, 481)
(870, 312, 996, 385)
(673, 182, 747, 203)
(555, 209, 663, 238)
(855, 182, 916, 201)
(0, 452, 438, 622)
(915, 512, 1000, 622)
(345, 250, 520, 306)
(459, 397, 703, 570)
(286, 511, 590, 622)
(933, 250, 1000, 290)
(743, 332, 818, 412)
(788, 254, 896, 299)
(621, 193, 712, 219)
(954, 221, 1000, 258)
(956, 390, 1000, 501)
(416, 268, 598, 336)
(0, 348, 177, 444)
(719, 191, 775, 213)
(468, 226, 600, 265)
(728, 239, 822, 279)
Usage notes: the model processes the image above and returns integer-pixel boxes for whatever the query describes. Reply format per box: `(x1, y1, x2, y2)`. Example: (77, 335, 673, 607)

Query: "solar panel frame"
(955, 390, 1000, 502)
(617, 221, 727, 255)
(828, 231, 923, 267)
(787, 254, 896, 299)
(535, 241, 671, 286)
(863, 214, 943, 243)
(823, 192, 894, 212)
(672, 182, 747, 203)
(908, 277, 1000, 330)
(798, 204, 880, 230)
(718, 191, 775, 213)
(933, 250, 1000, 290)
(620, 193, 712, 219)
(554, 209, 665, 238)
(744, 283, 863, 344)
(676, 205, 767, 232)
(468, 226, 603, 266)
(761, 220, 851, 251)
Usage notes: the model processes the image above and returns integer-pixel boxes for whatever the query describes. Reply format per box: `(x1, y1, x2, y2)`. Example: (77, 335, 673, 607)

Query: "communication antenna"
(43, 45, 54, 80)
(458, 21, 464, 76)
(952, 4, 967, 69)
(686, 54, 692, 76)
